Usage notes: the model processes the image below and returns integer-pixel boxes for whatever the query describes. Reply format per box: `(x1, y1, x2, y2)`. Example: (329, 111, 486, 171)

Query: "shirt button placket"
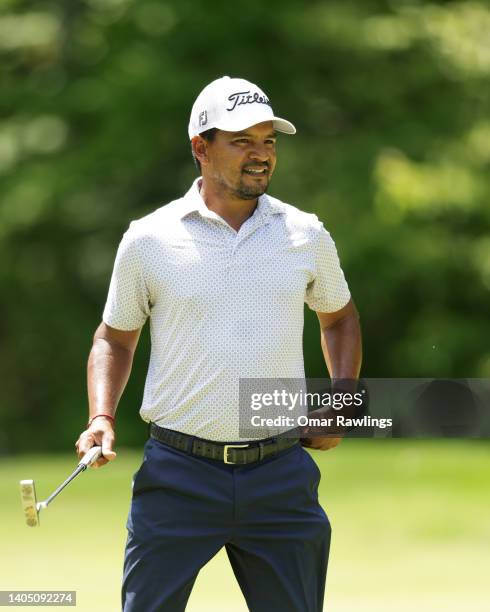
(223, 226, 235, 274)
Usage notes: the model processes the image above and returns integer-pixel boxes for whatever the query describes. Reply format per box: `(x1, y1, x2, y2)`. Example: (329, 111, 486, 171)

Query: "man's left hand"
(300, 436, 342, 451)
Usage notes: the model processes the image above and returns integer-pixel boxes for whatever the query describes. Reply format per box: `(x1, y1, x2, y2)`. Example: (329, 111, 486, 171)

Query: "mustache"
(242, 163, 269, 171)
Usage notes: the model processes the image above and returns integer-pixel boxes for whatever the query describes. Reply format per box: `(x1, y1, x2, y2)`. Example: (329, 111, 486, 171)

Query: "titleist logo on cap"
(227, 90, 271, 112)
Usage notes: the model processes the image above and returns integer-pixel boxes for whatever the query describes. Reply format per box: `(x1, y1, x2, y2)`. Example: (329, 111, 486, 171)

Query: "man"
(76, 76, 362, 612)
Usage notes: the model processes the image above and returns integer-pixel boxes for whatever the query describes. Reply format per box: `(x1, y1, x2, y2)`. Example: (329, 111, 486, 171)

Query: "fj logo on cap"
(227, 91, 271, 112)
(198, 110, 208, 127)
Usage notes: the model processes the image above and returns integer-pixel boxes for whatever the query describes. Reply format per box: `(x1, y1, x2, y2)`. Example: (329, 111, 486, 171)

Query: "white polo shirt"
(103, 178, 351, 441)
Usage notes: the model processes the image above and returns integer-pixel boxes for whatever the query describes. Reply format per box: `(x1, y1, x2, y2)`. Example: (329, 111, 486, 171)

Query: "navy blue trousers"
(122, 437, 331, 612)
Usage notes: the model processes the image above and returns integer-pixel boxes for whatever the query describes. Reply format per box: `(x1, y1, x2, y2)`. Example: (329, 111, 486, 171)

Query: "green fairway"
(1, 440, 489, 611)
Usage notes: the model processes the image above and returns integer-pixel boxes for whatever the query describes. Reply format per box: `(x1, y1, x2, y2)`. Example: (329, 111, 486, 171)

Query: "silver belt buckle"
(223, 444, 249, 464)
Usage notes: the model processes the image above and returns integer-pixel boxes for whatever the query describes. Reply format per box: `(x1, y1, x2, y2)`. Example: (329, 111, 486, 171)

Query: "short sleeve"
(102, 224, 151, 330)
(305, 221, 351, 313)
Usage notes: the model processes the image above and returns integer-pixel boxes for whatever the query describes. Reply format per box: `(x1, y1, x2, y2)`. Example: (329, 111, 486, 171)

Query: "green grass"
(1, 440, 489, 611)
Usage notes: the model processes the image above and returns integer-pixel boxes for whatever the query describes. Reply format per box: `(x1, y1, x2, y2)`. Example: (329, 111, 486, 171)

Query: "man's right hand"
(75, 417, 117, 468)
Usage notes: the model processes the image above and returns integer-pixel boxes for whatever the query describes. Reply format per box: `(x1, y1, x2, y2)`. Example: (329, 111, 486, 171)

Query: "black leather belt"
(150, 423, 299, 465)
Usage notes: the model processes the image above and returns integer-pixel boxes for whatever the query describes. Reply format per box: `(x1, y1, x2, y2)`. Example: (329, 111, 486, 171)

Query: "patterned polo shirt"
(102, 178, 351, 441)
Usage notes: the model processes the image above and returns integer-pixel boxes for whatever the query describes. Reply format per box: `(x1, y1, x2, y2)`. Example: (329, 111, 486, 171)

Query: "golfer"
(76, 76, 362, 612)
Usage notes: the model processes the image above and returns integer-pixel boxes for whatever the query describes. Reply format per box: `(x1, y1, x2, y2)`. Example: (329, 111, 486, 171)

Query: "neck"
(198, 177, 259, 232)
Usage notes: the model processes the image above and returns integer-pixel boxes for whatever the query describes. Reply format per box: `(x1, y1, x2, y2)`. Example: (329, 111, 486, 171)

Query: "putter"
(19, 446, 103, 527)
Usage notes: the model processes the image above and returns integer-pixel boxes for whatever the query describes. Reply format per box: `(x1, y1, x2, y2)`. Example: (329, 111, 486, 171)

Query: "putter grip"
(79, 446, 103, 467)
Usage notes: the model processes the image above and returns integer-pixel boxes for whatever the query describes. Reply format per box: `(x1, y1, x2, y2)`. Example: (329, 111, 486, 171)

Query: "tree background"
(1, 0, 489, 452)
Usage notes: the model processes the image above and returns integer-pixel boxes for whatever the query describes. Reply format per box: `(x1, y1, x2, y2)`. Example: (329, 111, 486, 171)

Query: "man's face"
(200, 121, 277, 200)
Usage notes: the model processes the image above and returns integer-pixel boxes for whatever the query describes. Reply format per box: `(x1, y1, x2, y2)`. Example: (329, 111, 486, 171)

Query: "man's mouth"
(243, 166, 268, 176)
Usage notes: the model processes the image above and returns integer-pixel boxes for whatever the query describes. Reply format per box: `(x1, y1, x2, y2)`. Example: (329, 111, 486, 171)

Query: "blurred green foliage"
(1, 0, 489, 452)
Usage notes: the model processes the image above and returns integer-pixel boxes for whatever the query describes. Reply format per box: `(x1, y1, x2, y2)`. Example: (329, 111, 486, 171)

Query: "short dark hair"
(192, 128, 218, 173)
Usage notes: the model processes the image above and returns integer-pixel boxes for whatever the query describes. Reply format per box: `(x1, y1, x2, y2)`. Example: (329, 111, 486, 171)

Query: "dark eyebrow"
(232, 131, 277, 138)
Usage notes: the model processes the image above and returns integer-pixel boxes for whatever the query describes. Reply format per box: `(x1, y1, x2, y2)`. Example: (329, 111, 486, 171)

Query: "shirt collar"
(178, 177, 286, 221)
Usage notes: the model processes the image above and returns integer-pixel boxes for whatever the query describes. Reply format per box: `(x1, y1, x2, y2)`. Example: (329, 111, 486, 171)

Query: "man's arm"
(75, 322, 142, 468)
(317, 298, 362, 380)
(302, 298, 362, 451)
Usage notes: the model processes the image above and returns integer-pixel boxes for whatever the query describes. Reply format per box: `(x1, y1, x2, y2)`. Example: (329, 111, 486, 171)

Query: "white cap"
(188, 76, 296, 140)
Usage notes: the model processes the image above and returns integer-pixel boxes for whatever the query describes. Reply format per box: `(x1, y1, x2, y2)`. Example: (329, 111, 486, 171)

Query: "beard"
(213, 170, 271, 200)
(234, 175, 270, 200)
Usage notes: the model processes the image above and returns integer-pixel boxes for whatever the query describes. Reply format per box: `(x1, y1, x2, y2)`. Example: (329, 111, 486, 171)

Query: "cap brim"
(210, 112, 296, 137)
(272, 117, 296, 135)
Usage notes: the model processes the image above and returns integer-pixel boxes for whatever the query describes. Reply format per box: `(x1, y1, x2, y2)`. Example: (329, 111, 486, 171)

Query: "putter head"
(20, 479, 39, 527)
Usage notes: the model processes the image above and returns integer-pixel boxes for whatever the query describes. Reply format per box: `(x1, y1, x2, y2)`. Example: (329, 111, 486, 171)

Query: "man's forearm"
(301, 311, 362, 448)
(87, 338, 135, 418)
(320, 312, 362, 379)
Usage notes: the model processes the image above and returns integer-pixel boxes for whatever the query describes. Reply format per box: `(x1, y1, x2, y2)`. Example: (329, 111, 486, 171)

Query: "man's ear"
(192, 136, 209, 166)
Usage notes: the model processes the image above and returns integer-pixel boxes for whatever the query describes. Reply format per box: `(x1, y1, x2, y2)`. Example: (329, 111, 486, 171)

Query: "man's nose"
(249, 145, 269, 162)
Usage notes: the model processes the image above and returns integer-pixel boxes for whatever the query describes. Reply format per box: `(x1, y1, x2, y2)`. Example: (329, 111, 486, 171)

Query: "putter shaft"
(41, 464, 86, 508)
(20, 446, 103, 526)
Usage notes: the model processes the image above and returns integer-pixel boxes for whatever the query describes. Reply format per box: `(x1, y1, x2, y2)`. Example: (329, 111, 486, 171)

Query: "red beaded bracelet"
(87, 413, 116, 427)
